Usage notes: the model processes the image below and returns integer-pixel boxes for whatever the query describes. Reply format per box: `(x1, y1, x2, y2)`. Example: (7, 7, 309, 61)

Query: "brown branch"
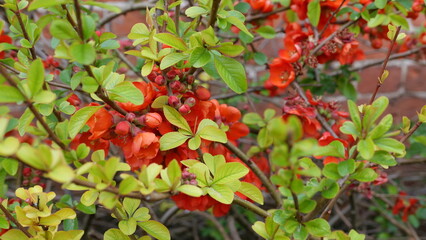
(232, 196, 269, 218)
(208, 0, 221, 27)
(223, 142, 282, 208)
(311, 20, 356, 56)
(0, 66, 70, 151)
(98, 2, 154, 28)
(318, 0, 346, 39)
(0, 203, 32, 237)
(73, 0, 84, 39)
(246, 7, 290, 22)
(369, 26, 401, 105)
(13, 7, 36, 60)
(193, 212, 231, 240)
(400, 121, 422, 144)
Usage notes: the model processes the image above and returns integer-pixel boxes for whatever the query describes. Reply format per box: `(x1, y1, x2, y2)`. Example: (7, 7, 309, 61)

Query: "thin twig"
(311, 20, 356, 56)
(232, 196, 269, 218)
(369, 26, 401, 104)
(98, 2, 154, 28)
(193, 211, 231, 240)
(0, 203, 32, 237)
(73, 0, 84, 39)
(291, 82, 339, 138)
(114, 49, 147, 82)
(400, 121, 422, 144)
(246, 7, 290, 22)
(223, 142, 282, 208)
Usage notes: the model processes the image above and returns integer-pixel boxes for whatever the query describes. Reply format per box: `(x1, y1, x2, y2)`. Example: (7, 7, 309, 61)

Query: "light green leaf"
(28, 0, 68, 10)
(185, 6, 209, 18)
(207, 184, 234, 204)
(214, 55, 247, 94)
(189, 47, 211, 68)
(104, 229, 131, 240)
(1, 229, 30, 240)
(374, 137, 405, 156)
(255, 26, 276, 39)
(50, 19, 78, 40)
(33, 90, 56, 104)
(163, 105, 191, 133)
(83, 1, 121, 13)
(226, 16, 253, 38)
(198, 125, 227, 143)
(237, 182, 264, 204)
(188, 135, 201, 150)
(213, 162, 249, 185)
(138, 220, 171, 240)
(304, 218, 331, 237)
(307, 0, 321, 27)
(160, 53, 187, 70)
(0, 86, 24, 103)
(176, 185, 203, 197)
(119, 177, 139, 195)
(68, 106, 102, 138)
(357, 137, 375, 160)
(27, 59, 44, 96)
(108, 81, 144, 105)
(347, 100, 361, 131)
(374, 0, 387, 8)
(351, 168, 378, 182)
(159, 132, 190, 151)
(216, 44, 245, 57)
(70, 43, 96, 65)
(119, 218, 137, 235)
(2, 158, 19, 175)
(154, 33, 187, 51)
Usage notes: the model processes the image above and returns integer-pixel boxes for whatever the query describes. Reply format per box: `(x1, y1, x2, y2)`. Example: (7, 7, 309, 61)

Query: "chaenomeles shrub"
(0, 0, 425, 239)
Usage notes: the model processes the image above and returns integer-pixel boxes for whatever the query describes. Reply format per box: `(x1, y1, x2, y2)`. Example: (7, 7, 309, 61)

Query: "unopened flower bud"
(34, 170, 43, 176)
(115, 121, 131, 135)
(126, 113, 136, 122)
(184, 97, 196, 107)
(170, 80, 182, 91)
(195, 86, 211, 101)
(23, 167, 31, 177)
(178, 104, 191, 114)
(22, 180, 29, 186)
(155, 75, 166, 85)
(145, 112, 162, 128)
(186, 75, 195, 85)
(31, 177, 41, 184)
(189, 179, 198, 185)
(166, 70, 178, 79)
(147, 72, 157, 82)
(168, 95, 180, 107)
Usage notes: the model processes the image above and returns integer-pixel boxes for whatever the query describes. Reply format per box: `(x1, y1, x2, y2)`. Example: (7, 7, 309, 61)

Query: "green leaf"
(163, 105, 191, 133)
(212, 162, 249, 185)
(68, 105, 102, 138)
(50, 19, 78, 40)
(104, 229, 131, 240)
(189, 47, 211, 68)
(33, 90, 56, 104)
(28, 58, 44, 96)
(367, 14, 387, 28)
(160, 52, 187, 70)
(154, 33, 187, 51)
(28, 0, 68, 10)
(255, 26, 276, 39)
(321, 179, 339, 199)
(83, 1, 121, 13)
(304, 218, 331, 237)
(185, 6, 209, 18)
(176, 185, 203, 197)
(138, 220, 171, 240)
(368, 114, 393, 139)
(119, 218, 137, 235)
(1, 229, 30, 240)
(0, 86, 24, 103)
(1, 158, 19, 175)
(374, 137, 405, 156)
(214, 55, 247, 94)
(374, 0, 387, 8)
(351, 168, 378, 182)
(254, 52, 268, 65)
(340, 121, 360, 138)
(307, 0, 321, 27)
(226, 16, 253, 38)
(159, 132, 190, 151)
(323, 163, 341, 180)
(347, 100, 361, 131)
(119, 177, 138, 195)
(349, 230, 366, 240)
(357, 137, 375, 160)
(337, 159, 355, 176)
(82, 15, 96, 41)
(70, 43, 96, 65)
(141, 60, 154, 76)
(243, 112, 263, 125)
(237, 182, 264, 204)
(198, 125, 227, 143)
(299, 199, 317, 214)
(207, 184, 234, 204)
(216, 44, 245, 57)
(0, 137, 19, 156)
(252, 221, 269, 239)
(188, 135, 201, 150)
(108, 81, 144, 105)
(369, 151, 397, 167)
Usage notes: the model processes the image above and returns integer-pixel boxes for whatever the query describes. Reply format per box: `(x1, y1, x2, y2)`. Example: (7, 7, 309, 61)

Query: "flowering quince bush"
(0, 0, 425, 239)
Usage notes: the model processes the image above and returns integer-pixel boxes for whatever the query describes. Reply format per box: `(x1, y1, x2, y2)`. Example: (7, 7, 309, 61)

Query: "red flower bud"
(67, 94, 81, 106)
(115, 121, 131, 135)
(179, 104, 191, 114)
(126, 113, 136, 122)
(170, 80, 182, 91)
(145, 112, 162, 128)
(184, 97, 196, 107)
(23, 167, 32, 177)
(168, 95, 180, 107)
(166, 70, 178, 79)
(22, 180, 29, 186)
(34, 170, 43, 176)
(31, 177, 41, 184)
(195, 86, 211, 101)
(186, 75, 195, 85)
(155, 75, 166, 85)
(147, 72, 157, 82)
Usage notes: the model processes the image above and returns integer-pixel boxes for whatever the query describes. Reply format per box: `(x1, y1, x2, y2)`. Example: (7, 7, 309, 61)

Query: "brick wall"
(82, 1, 426, 121)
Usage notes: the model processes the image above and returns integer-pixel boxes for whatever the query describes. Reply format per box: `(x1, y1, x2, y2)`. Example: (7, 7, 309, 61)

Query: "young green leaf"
(159, 132, 190, 151)
(160, 53, 187, 70)
(198, 125, 227, 143)
(307, 0, 321, 27)
(357, 137, 375, 160)
(108, 81, 144, 105)
(207, 184, 234, 204)
(162, 105, 191, 133)
(214, 55, 247, 94)
(238, 182, 264, 204)
(70, 43, 96, 65)
(138, 220, 171, 240)
(212, 162, 249, 185)
(27, 59, 44, 97)
(304, 218, 331, 237)
(154, 33, 188, 51)
(0, 86, 25, 103)
(189, 47, 211, 68)
(351, 168, 378, 182)
(68, 105, 103, 138)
